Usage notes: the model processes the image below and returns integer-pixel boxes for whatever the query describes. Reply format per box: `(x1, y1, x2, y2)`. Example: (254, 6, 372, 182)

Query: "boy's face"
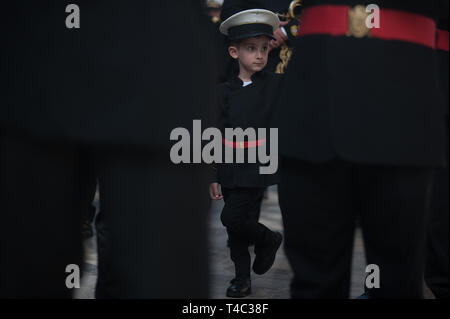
(229, 36, 270, 74)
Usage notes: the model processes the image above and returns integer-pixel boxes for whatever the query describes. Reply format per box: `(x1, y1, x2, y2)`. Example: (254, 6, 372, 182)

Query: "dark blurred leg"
(279, 158, 356, 299)
(358, 165, 434, 299)
(425, 167, 449, 299)
(0, 132, 85, 298)
(94, 149, 209, 298)
(425, 123, 449, 299)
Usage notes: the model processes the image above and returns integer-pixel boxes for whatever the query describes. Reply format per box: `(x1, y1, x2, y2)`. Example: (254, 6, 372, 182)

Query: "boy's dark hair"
(227, 35, 271, 48)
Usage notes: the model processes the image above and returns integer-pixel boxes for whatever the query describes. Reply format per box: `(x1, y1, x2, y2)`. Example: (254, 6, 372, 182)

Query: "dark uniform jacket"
(437, 19, 449, 164)
(278, 0, 449, 167)
(214, 71, 283, 188)
(221, 0, 293, 18)
(1, 1, 218, 151)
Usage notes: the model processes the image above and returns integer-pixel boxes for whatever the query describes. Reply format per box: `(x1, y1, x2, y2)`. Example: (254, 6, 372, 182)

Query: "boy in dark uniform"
(209, 9, 283, 298)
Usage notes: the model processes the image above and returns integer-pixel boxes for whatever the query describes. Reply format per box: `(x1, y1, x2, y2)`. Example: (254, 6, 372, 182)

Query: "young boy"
(209, 9, 283, 298)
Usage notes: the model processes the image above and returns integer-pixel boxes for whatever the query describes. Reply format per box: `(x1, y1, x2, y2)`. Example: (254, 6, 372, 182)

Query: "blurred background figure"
(206, 0, 224, 24)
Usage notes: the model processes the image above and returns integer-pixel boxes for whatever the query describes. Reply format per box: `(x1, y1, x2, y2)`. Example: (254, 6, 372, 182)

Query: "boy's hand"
(209, 183, 223, 200)
(269, 21, 289, 51)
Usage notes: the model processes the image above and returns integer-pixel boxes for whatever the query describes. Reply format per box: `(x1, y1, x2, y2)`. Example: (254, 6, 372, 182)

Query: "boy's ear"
(228, 46, 239, 60)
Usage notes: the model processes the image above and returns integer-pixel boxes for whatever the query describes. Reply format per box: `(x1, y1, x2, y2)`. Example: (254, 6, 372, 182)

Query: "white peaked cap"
(219, 9, 280, 38)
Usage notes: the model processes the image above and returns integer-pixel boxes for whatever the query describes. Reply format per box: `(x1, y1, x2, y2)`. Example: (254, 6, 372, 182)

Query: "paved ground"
(75, 187, 371, 299)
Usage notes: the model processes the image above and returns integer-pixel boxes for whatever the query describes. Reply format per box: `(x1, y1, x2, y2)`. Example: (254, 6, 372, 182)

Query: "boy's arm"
(208, 84, 227, 200)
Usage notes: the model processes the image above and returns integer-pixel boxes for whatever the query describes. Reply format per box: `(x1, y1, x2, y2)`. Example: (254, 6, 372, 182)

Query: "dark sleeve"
(269, 74, 285, 130)
(209, 84, 228, 183)
(438, 18, 449, 31)
(210, 83, 227, 132)
(437, 0, 449, 20)
(284, 18, 300, 43)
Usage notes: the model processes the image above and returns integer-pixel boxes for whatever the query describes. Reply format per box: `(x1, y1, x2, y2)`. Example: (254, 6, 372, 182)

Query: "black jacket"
(214, 71, 283, 187)
(1, 1, 219, 151)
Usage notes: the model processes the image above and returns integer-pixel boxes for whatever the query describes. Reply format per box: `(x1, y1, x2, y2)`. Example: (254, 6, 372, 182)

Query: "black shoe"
(253, 231, 283, 275)
(226, 278, 251, 298)
(356, 292, 371, 299)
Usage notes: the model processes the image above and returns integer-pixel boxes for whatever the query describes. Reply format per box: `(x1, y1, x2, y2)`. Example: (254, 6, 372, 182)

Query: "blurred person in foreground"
(0, 0, 218, 298)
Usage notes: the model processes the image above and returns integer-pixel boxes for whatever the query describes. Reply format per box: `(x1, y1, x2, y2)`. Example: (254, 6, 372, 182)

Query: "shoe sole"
(226, 289, 252, 298)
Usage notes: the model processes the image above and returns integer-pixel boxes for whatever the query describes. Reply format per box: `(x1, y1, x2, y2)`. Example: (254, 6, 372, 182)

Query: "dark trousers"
(0, 132, 209, 298)
(221, 187, 267, 279)
(278, 158, 434, 299)
(425, 124, 449, 299)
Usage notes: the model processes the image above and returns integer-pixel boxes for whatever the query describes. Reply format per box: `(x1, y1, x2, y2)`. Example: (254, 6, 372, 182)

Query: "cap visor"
(229, 32, 276, 41)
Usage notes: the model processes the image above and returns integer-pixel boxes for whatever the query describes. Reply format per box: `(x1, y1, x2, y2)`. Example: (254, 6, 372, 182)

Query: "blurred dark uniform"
(221, 0, 299, 75)
(0, 0, 217, 298)
(206, 0, 223, 24)
(205, 1, 235, 84)
(276, 0, 449, 298)
(425, 19, 449, 300)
